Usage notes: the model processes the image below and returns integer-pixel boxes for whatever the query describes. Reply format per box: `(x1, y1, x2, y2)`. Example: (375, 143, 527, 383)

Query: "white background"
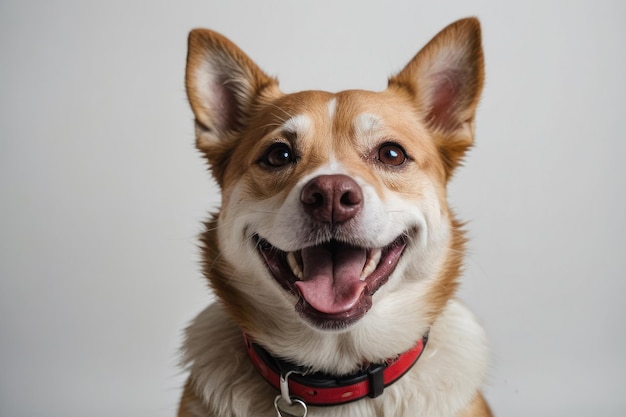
(1, 1, 625, 416)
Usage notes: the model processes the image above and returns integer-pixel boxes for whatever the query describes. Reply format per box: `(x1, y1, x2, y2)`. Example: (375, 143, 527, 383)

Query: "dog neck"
(243, 331, 429, 406)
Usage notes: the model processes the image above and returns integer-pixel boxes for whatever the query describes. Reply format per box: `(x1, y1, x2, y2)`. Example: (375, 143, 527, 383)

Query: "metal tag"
(274, 395, 308, 417)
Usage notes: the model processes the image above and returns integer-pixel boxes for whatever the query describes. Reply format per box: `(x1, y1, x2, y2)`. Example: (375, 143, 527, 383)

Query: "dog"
(178, 17, 491, 417)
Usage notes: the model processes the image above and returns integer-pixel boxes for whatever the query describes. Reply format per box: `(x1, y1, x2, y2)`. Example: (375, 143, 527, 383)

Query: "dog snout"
(300, 175, 363, 224)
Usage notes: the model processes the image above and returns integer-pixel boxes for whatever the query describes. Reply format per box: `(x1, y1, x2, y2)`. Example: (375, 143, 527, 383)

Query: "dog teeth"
(287, 251, 303, 279)
(360, 248, 382, 280)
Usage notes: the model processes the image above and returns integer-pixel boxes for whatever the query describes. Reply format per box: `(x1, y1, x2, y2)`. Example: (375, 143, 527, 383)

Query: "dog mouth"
(254, 233, 409, 329)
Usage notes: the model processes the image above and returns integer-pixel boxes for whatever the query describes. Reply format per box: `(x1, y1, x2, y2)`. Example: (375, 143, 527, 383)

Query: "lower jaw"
(295, 296, 372, 330)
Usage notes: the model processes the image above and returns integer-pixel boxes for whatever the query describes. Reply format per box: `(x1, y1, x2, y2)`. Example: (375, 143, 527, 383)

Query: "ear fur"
(185, 29, 280, 154)
(388, 18, 484, 177)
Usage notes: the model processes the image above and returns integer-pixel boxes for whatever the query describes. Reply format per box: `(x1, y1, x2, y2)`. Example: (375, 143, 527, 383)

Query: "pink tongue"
(294, 244, 367, 315)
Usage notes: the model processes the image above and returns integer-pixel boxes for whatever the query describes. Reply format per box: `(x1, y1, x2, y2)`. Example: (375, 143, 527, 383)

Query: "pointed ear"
(388, 18, 484, 177)
(185, 29, 280, 151)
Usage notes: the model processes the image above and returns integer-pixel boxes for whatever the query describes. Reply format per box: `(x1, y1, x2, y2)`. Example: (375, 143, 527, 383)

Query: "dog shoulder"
(378, 299, 491, 417)
(180, 304, 277, 416)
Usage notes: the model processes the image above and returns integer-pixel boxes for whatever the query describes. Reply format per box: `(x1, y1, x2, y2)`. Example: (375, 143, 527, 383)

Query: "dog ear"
(185, 29, 280, 153)
(388, 18, 484, 178)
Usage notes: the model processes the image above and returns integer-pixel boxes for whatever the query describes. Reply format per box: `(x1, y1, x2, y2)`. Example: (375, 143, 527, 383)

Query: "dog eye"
(261, 143, 295, 168)
(377, 143, 407, 166)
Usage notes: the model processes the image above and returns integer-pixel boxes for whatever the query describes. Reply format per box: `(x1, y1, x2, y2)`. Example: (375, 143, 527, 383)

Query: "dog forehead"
(266, 90, 415, 145)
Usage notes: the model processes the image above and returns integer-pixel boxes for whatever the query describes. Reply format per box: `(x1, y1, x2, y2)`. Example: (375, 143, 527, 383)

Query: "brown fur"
(179, 17, 490, 417)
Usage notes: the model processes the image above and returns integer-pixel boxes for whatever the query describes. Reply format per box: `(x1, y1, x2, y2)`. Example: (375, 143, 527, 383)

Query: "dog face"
(185, 19, 483, 339)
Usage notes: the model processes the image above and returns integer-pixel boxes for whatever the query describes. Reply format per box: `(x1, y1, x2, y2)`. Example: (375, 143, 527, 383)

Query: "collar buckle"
(367, 363, 385, 398)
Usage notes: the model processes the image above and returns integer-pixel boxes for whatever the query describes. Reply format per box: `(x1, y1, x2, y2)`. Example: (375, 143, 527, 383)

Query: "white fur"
(181, 19, 488, 417)
(210, 110, 454, 373)
(281, 114, 311, 136)
(182, 109, 486, 416)
(354, 112, 382, 140)
(327, 97, 337, 120)
(181, 299, 489, 417)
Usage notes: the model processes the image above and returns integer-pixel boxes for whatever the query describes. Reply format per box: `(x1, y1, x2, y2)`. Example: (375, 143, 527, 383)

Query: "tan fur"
(177, 379, 202, 417)
(179, 17, 491, 417)
(457, 393, 493, 417)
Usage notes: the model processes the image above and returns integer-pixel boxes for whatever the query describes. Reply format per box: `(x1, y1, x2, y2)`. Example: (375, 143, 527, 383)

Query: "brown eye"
(377, 143, 407, 166)
(261, 143, 295, 168)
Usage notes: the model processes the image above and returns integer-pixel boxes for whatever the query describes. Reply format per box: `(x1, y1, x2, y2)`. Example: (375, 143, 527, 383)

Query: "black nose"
(300, 175, 363, 224)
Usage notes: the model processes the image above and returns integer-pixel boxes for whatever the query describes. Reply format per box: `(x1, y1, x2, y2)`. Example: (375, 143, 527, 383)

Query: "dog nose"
(300, 175, 363, 224)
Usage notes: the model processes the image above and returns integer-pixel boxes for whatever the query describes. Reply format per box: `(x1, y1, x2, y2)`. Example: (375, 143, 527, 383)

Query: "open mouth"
(254, 233, 409, 329)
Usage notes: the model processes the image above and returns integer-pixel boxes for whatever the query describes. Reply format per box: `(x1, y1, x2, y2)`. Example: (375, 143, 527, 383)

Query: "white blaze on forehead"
(327, 97, 337, 120)
(281, 114, 311, 136)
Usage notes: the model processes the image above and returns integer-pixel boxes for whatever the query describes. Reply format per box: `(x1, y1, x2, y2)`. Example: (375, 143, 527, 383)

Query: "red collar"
(243, 332, 428, 406)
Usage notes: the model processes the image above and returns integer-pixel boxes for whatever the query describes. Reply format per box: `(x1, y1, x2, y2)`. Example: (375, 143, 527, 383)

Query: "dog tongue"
(295, 244, 367, 315)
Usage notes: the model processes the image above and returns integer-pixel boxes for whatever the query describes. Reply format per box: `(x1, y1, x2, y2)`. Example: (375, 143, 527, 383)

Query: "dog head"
(185, 18, 483, 363)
